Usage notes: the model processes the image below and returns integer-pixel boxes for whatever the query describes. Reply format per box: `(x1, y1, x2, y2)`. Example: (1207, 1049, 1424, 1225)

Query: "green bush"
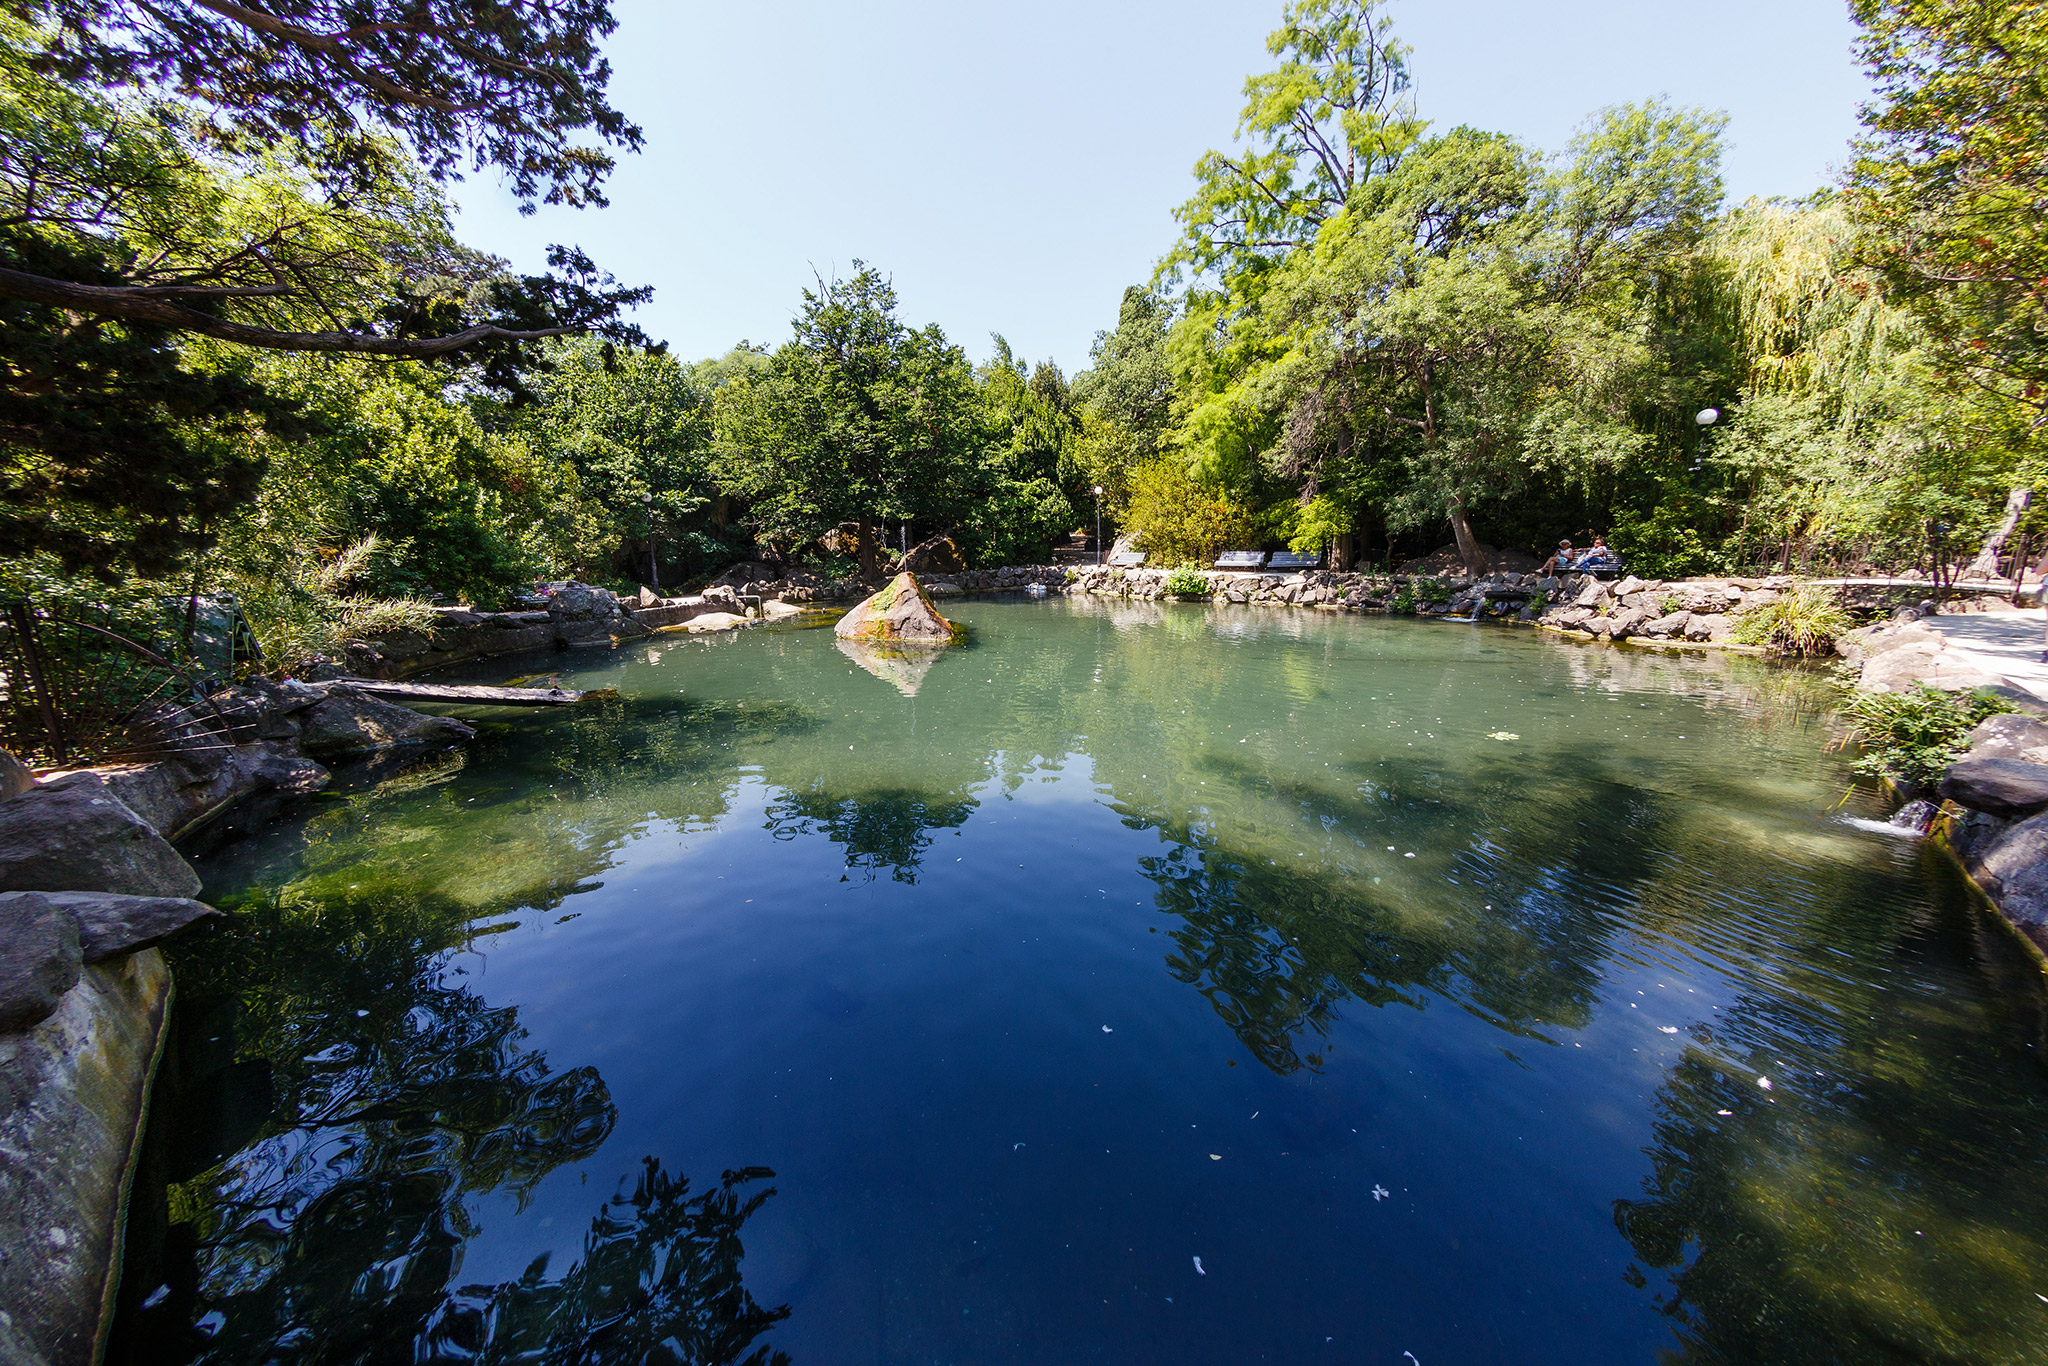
(1835, 684, 2016, 787)
(1163, 564, 1211, 596)
(1730, 584, 1853, 656)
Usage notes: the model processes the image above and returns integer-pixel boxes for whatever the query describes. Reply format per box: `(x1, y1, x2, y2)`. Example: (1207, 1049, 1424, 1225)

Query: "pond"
(111, 595, 2048, 1366)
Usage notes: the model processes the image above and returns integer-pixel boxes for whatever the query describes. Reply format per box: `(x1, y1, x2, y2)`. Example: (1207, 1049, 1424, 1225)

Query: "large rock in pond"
(0, 892, 219, 1033)
(0, 773, 200, 899)
(297, 688, 476, 761)
(834, 572, 964, 647)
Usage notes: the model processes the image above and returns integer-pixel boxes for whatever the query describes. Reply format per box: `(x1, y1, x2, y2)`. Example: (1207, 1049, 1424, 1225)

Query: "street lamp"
(1093, 486, 1105, 565)
(1690, 407, 1718, 472)
(641, 492, 659, 594)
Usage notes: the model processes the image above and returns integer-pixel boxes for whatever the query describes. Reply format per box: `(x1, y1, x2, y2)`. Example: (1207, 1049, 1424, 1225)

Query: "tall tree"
(0, 3, 647, 358)
(1849, 0, 2048, 422)
(711, 266, 981, 579)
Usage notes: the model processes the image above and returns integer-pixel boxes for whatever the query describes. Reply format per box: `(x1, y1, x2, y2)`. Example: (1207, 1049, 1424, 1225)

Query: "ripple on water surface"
(111, 597, 2048, 1366)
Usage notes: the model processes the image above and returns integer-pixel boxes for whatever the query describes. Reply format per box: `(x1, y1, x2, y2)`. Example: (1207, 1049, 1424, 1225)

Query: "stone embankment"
(0, 682, 477, 1366)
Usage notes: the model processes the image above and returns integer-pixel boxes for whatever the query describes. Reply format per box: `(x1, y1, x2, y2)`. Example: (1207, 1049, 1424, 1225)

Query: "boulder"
(926, 580, 964, 597)
(0, 773, 199, 899)
(1941, 755, 2048, 819)
(834, 572, 964, 646)
(902, 534, 967, 575)
(1969, 812, 2048, 942)
(1966, 713, 2048, 765)
(1684, 613, 1732, 642)
(1643, 611, 1691, 638)
(0, 890, 222, 964)
(297, 689, 475, 761)
(95, 742, 329, 840)
(0, 895, 82, 1032)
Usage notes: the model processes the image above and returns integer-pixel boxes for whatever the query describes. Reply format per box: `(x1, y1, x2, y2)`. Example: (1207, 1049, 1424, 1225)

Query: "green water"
(115, 596, 2048, 1365)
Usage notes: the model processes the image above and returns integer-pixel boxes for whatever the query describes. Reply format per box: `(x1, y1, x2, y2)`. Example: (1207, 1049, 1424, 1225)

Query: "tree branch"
(0, 264, 575, 356)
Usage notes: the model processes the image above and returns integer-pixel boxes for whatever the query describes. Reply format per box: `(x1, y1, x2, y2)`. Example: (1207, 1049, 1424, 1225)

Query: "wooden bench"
(1266, 551, 1321, 572)
(1213, 551, 1267, 572)
(1108, 551, 1147, 568)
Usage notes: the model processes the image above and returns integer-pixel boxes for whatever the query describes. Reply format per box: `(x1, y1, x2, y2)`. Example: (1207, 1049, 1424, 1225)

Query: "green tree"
(1072, 287, 1178, 512)
(1, 0, 647, 358)
(1849, 0, 2048, 422)
(711, 266, 981, 578)
(966, 338, 1079, 564)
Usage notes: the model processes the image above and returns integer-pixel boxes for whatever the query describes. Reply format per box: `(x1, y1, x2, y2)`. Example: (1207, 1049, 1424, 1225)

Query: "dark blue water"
(113, 597, 2048, 1365)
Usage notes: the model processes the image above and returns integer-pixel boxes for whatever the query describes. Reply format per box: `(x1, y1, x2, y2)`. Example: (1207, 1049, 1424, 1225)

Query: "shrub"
(1121, 459, 1259, 566)
(1730, 584, 1852, 656)
(1835, 685, 2016, 787)
(1163, 564, 1211, 597)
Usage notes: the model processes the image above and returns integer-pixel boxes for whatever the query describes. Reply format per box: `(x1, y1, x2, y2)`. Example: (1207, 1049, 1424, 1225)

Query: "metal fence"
(0, 595, 261, 769)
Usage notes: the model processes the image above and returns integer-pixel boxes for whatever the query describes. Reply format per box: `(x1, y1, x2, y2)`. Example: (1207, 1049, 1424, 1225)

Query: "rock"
(926, 580, 964, 597)
(546, 582, 616, 620)
(762, 599, 804, 618)
(1969, 812, 2048, 941)
(1573, 578, 1609, 609)
(0, 749, 34, 800)
(638, 584, 660, 607)
(0, 773, 200, 899)
(683, 611, 750, 632)
(0, 891, 222, 964)
(834, 572, 963, 646)
(1889, 798, 1939, 834)
(96, 742, 329, 840)
(902, 534, 967, 575)
(1614, 575, 1646, 598)
(1644, 611, 1691, 638)
(0, 895, 82, 1032)
(297, 689, 475, 761)
(1966, 713, 2048, 765)
(1941, 755, 2048, 819)
(0, 948, 170, 1366)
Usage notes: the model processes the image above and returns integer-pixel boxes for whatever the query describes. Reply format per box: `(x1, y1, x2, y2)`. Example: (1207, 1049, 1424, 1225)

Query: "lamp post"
(1093, 486, 1104, 565)
(1690, 407, 1718, 472)
(641, 492, 659, 594)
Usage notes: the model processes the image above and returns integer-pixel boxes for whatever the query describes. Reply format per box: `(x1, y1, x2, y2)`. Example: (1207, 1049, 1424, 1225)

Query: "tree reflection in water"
(420, 1159, 789, 1366)
(115, 879, 787, 1363)
(765, 784, 976, 883)
(1609, 869, 2048, 1366)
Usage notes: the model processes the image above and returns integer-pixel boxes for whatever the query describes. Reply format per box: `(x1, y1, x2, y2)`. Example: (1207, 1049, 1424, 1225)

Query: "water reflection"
(116, 602, 2048, 1364)
(419, 1159, 789, 1366)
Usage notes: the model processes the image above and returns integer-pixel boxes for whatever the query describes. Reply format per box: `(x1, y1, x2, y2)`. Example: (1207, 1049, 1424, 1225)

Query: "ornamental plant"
(1163, 565, 1211, 597)
(1835, 684, 2015, 787)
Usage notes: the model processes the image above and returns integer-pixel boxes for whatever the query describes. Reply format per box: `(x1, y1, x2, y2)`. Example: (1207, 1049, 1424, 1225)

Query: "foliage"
(1836, 683, 2016, 787)
(1162, 564, 1211, 597)
(1729, 584, 1854, 656)
(965, 339, 1080, 565)
(1071, 288, 1178, 511)
(222, 534, 441, 670)
(712, 266, 982, 578)
(1848, 0, 2048, 425)
(1120, 459, 1259, 567)
(0, 2, 649, 360)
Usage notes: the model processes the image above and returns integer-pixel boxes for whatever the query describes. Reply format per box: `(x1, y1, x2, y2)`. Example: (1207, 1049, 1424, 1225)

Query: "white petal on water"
(1192, 1256, 1206, 1276)
(1757, 1077, 1773, 1089)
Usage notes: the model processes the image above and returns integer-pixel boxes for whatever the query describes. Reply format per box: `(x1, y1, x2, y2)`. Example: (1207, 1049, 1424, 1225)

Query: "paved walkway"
(1920, 607, 2048, 705)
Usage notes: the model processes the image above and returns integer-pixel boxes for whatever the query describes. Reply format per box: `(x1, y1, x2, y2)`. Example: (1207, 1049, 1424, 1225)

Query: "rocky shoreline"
(0, 684, 478, 1366)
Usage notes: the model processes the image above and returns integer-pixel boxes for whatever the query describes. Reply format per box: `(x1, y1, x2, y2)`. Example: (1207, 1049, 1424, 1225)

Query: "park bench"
(1213, 551, 1268, 572)
(1266, 551, 1322, 572)
(1108, 551, 1147, 568)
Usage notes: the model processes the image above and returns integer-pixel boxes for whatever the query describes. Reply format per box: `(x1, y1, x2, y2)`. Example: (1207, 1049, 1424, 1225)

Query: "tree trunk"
(1447, 500, 1488, 575)
(1965, 487, 2032, 579)
(1332, 532, 1357, 572)
(856, 513, 877, 581)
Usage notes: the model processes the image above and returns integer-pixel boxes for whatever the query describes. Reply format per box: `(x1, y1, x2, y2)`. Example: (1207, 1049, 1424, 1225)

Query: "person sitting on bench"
(1539, 539, 1577, 575)
(1572, 536, 1615, 571)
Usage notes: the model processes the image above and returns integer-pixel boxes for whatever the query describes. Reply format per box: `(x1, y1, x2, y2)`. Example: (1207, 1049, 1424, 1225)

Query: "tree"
(967, 338, 1079, 564)
(0, 3, 647, 359)
(1164, 0, 1423, 283)
(1072, 286, 1178, 513)
(711, 266, 981, 579)
(1849, 0, 2048, 422)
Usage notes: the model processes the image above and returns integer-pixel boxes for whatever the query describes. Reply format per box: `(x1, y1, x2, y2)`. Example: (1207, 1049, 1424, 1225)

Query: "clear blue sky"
(451, 0, 1869, 373)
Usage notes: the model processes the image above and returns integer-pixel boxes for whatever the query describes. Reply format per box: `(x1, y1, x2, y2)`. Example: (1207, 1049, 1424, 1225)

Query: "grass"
(1731, 584, 1853, 656)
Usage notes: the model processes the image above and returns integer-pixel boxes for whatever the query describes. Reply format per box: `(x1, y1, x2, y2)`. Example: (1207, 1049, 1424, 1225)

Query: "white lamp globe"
(1695, 408, 1719, 426)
